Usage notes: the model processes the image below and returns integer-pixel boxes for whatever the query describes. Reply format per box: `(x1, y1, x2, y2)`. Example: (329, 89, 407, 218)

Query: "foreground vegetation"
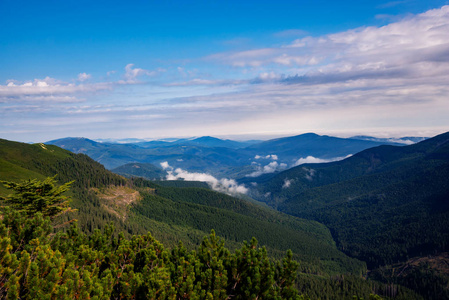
(0, 177, 299, 299)
(1, 178, 422, 300)
(0, 137, 438, 299)
(0, 209, 302, 299)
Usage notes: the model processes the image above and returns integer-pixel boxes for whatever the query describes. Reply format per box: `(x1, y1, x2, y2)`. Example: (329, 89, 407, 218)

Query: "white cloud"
(282, 178, 293, 188)
(293, 156, 332, 166)
(78, 73, 91, 82)
(210, 6, 449, 83)
(254, 154, 278, 160)
(122, 64, 165, 83)
(257, 72, 283, 81)
(303, 167, 316, 181)
(160, 161, 170, 170)
(247, 161, 288, 177)
(293, 155, 352, 167)
(0, 76, 114, 102)
(0, 64, 165, 103)
(160, 161, 248, 195)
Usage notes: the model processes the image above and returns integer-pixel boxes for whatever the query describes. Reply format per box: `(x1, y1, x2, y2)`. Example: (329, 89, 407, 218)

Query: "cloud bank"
(160, 162, 248, 195)
(2, 6, 449, 141)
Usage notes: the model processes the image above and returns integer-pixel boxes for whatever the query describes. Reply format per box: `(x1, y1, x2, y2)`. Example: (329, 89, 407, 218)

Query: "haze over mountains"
(47, 133, 413, 186)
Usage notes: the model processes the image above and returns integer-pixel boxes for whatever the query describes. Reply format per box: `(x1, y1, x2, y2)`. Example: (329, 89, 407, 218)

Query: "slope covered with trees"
(0, 139, 128, 232)
(251, 132, 449, 299)
(0, 203, 301, 299)
(1, 138, 431, 298)
(0, 176, 422, 300)
(0, 139, 364, 276)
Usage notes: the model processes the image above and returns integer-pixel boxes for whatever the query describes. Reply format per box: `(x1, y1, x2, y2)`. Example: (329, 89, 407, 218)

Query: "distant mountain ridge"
(47, 133, 410, 180)
(350, 135, 428, 145)
(93, 136, 261, 149)
(111, 162, 166, 180)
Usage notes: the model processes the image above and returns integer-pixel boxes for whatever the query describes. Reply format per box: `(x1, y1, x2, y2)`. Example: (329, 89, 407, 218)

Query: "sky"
(1, 0, 449, 142)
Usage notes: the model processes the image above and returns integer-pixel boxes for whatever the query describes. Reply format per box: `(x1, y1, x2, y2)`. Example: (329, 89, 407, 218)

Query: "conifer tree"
(0, 176, 76, 220)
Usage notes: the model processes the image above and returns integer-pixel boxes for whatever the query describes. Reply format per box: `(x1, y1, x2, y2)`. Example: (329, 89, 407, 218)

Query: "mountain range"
(47, 133, 405, 180)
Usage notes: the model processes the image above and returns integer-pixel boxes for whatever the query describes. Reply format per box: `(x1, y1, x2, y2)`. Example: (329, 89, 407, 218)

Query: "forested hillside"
(112, 163, 166, 180)
(0, 138, 434, 299)
(0, 205, 302, 299)
(0, 138, 128, 232)
(0, 138, 366, 275)
(251, 131, 449, 299)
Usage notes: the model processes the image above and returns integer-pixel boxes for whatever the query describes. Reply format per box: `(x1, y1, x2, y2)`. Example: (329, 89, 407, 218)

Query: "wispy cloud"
(160, 162, 248, 195)
(377, 1, 409, 9)
(77, 73, 92, 82)
(293, 155, 351, 167)
(282, 178, 293, 188)
(207, 5, 449, 84)
(121, 64, 165, 84)
(247, 161, 288, 177)
(3, 6, 449, 142)
(273, 29, 307, 38)
(0, 64, 166, 103)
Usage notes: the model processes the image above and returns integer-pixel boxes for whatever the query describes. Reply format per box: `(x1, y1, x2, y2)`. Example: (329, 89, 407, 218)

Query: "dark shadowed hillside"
(252, 132, 449, 266)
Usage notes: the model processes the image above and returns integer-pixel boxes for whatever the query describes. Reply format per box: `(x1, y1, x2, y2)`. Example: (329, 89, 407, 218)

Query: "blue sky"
(1, 0, 449, 142)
